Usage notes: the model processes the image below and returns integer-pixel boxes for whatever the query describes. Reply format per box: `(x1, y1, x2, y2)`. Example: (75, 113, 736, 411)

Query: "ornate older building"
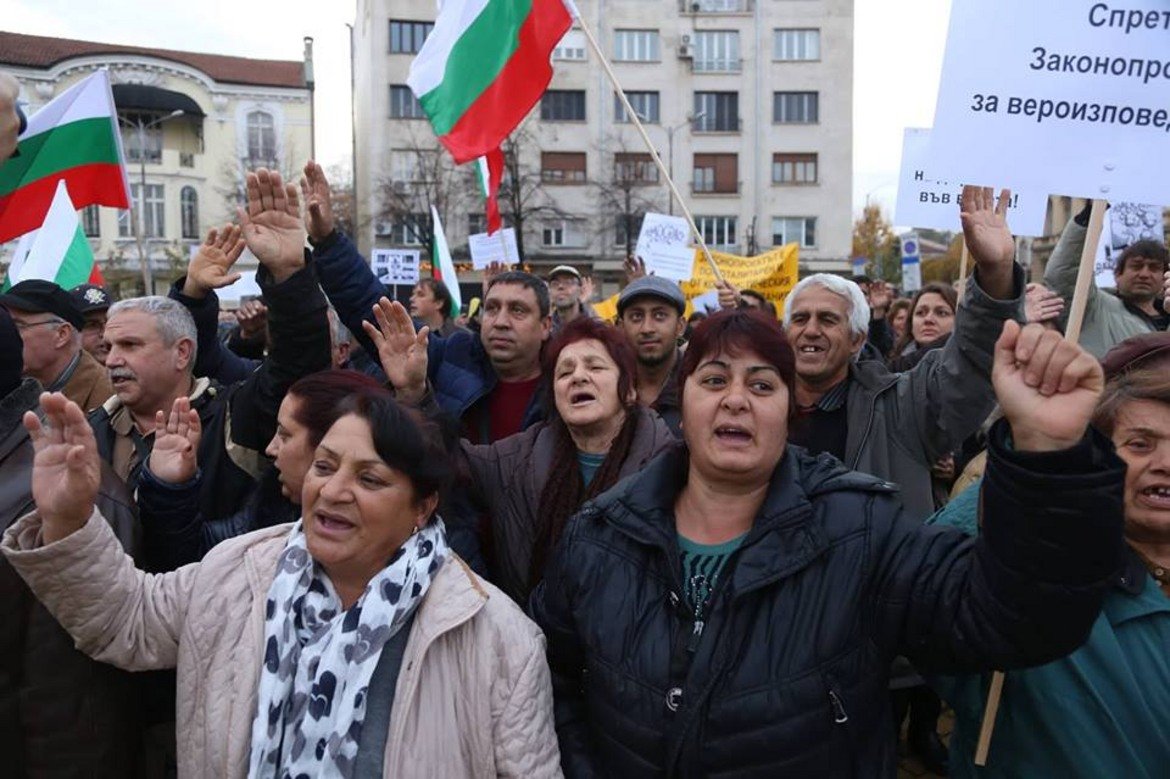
(0, 31, 312, 295)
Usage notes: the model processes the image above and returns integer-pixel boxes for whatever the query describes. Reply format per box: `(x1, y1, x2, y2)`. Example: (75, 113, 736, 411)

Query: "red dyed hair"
(287, 369, 387, 448)
(678, 309, 798, 420)
(541, 317, 638, 411)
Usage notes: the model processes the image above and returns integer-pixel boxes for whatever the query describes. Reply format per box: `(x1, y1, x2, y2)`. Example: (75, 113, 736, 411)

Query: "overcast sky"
(4, 0, 951, 222)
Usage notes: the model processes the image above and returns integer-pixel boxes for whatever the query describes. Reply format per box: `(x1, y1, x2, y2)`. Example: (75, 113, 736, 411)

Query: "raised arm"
(1, 393, 197, 670)
(1043, 203, 1097, 306)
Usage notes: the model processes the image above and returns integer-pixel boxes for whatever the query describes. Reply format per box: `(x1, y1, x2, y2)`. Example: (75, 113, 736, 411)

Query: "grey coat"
(1043, 220, 1158, 358)
(462, 405, 675, 605)
(844, 265, 1024, 522)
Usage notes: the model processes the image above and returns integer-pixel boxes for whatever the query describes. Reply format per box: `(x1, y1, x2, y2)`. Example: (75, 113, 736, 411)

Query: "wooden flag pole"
(972, 198, 1106, 768)
(572, 17, 724, 284)
(958, 241, 970, 288)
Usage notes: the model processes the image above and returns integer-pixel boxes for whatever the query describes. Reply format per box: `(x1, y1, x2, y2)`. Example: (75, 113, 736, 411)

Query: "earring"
(410, 525, 420, 537)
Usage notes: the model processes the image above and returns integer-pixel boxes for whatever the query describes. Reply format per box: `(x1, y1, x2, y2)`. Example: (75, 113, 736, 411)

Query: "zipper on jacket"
(828, 689, 849, 724)
(686, 619, 705, 654)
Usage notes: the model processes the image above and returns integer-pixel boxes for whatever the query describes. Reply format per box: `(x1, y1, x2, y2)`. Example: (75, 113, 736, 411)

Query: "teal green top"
(576, 451, 606, 487)
(928, 479, 1170, 778)
(677, 533, 747, 620)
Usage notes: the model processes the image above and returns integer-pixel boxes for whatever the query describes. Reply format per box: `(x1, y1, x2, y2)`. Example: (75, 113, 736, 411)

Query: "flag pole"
(958, 241, 970, 288)
(973, 198, 1107, 767)
(571, 16, 724, 284)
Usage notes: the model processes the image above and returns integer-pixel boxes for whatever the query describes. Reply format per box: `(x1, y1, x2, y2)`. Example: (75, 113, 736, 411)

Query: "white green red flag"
(407, 0, 576, 165)
(476, 150, 505, 235)
(430, 205, 461, 318)
(2, 180, 103, 292)
(0, 70, 131, 243)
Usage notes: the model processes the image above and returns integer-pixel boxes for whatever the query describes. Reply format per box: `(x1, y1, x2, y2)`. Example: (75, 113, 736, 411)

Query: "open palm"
(239, 168, 306, 274)
(960, 186, 1016, 268)
(187, 225, 245, 294)
(149, 397, 202, 485)
(363, 298, 429, 402)
(24, 393, 100, 538)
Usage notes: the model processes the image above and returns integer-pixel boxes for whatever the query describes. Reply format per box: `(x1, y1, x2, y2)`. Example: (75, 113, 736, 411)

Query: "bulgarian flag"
(0, 70, 131, 243)
(476, 149, 505, 235)
(430, 205, 461, 318)
(407, 0, 575, 165)
(2, 180, 103, 292)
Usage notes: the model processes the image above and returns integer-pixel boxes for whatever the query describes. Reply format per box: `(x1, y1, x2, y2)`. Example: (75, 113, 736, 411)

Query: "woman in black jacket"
(531, 308, 1126, 778)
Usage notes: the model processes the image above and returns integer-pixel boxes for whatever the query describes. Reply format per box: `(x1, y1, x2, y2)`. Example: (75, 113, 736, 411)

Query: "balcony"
(679, 0, 753, 14)
(691, 181, 742, 196)
(692, 117, 742, 133)
(691, 58, 743, 74)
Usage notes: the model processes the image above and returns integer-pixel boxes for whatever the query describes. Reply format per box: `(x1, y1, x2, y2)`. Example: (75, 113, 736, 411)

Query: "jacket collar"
(1104, 546, 1170, 626)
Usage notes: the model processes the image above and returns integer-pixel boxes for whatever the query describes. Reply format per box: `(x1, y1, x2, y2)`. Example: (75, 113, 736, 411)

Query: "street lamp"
(118, 108, 185, 293)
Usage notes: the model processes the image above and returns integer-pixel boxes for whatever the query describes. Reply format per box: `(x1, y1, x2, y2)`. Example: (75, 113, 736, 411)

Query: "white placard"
(927, 0, 1170, 205)
(1094, 212, 1117, 289)
(635, 213, 695, 282)
(371, 249, 420, 286)
(689, 289, 720, 314)
(468, 227, 520, 270)
(1094, 201, 1165, 288)
(894, 128, 1048, 237)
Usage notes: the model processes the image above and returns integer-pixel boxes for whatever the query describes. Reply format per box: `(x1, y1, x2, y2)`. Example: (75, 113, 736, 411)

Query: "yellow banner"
(590, 244, 799, 323)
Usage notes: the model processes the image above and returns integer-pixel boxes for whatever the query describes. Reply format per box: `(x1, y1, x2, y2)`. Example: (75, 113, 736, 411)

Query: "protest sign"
(895, 128, 1047, 236)
(680, 244, 799, 316)
(468, 227, 520, 269)
(927, 0, 1170, 205)
(635, 213, 694, 282)
(1094, 213, 1117, 289)
(1092, 201, 1165, 287)
(371, 249, 420, 286)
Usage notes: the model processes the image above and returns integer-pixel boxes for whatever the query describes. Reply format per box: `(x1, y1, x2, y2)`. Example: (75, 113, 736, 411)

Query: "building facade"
(353, 0, 854, 288)
(0, 31, 312, 296)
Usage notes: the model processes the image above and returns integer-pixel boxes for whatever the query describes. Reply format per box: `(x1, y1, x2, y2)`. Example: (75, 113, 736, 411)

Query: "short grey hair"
(108, 296, 197, 347)
(327, 307, 351, 346)
(783, 274, 870, 339)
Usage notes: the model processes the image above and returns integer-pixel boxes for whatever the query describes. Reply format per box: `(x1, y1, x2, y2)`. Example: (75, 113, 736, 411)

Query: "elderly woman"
(2, 391, 560, 777)
(889, 282, 958, 372)
(929, 331, 1170, 778)
(365, 300, 674, 604)
(531, 308, 1125, 777)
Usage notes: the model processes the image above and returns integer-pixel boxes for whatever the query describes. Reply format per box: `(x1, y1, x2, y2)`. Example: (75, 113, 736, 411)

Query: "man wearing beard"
(617, 276, 687, 436)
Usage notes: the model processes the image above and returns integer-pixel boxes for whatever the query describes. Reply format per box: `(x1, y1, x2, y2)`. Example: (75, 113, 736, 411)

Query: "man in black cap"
(71, 283, 112, 365)
(0, 279, 112, 412)
(0, 307, 142, 776)
(617, 275, 688, 436)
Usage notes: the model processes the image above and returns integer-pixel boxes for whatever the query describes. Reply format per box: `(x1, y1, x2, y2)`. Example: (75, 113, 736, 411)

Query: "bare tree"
(593, 133, 666, 259)
(497, 122, 571, 261)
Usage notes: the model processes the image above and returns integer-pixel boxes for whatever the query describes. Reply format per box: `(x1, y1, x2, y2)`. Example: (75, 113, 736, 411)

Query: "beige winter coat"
(2, 509, 563, 778)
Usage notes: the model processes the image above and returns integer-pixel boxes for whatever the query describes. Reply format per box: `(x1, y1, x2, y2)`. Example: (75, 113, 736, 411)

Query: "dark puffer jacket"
(531, 421, 1125, 778)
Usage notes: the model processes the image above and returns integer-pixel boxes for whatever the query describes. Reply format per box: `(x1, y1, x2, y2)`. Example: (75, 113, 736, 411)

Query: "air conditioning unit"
(678, 43, 694, 59)
(681, 34, 691, 44)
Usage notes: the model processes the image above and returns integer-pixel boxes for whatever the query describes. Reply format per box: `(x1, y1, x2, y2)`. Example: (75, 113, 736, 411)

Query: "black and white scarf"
(248, 518, 448, 778)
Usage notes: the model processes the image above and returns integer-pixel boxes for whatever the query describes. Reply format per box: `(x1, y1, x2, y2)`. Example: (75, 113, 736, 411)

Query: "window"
(120, 113, 163, 164)
(246, 110, 277, 167)
(615, 214, 646, 247)
(385, 213, 427, 245)
(693, 92, 739, 131)
(772, 216, 817, 248)
(180, 187, 199, 239)
(772, 153, 818, 184)
(614, 91, 659, 123)
(614, 152, 658, 184)
(389, 149, 437, 182)
(541, 219, 587, 248)
(82, 205, 100, 238)
(613, 29, 659, 62)
(468, 213, 487, 236)
(390, 20, 432, 54)
(773, 29, 820, 61)
(696, 215, 737, 249)
(119, 183, 165, 238)
(541, 152, 587, 183)
(691, 0, 750, 11)
(773, 91, 819, 123)
(389, 85, 425, 119)
(692, 153, 737, 193)
(541, 90, 586, 121)
(693, 31, 740, 72)
(554, 30, 587, 60)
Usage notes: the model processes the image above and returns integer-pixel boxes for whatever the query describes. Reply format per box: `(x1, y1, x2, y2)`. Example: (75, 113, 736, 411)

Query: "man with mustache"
(1045, 202, 1170, 358)
(88, 169, 332, 561)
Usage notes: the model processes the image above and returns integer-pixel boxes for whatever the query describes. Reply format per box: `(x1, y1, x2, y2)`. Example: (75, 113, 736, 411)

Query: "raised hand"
(716, 279, 741, 310)
(993, 320, 1104, 452)
(580, 274, 596, 304)
(481, 261, 509, 296)
(867, 280, 893, 317)
(23, 393, 101, 543)
(148, 397, 202, 485)
(236, 299, 268, 342)
(300, 159, 335, 243)
(960, 186, 1017, 298)
(623, 254, 648, 282)
(182, 225, 246, 299)
(1024, 282, 1065, 326)
(238, 168, 306, 283)
(362, 298, 429, 403)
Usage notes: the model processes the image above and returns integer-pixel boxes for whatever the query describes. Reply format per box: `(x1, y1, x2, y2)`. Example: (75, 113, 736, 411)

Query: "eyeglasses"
(13, 318, 65, 331)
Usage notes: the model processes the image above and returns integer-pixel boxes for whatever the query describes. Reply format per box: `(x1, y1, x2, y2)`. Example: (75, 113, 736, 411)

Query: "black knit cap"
(0, 279, 85, 330)
(0, 307, 23, 398)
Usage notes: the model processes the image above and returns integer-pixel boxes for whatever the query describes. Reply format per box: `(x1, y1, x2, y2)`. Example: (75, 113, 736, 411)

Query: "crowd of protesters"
(1, 107, 1168, 778)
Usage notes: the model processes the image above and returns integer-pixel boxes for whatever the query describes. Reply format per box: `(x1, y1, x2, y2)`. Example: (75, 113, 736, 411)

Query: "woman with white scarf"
(2, 390, 561, 778)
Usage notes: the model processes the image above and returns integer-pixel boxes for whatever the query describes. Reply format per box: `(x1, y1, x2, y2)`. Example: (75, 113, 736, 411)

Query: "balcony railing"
(679, 0, 753, 13)
(691, 180, 742, 195)
(692, 117, 742, 133)
(691, 58, 744, 74)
